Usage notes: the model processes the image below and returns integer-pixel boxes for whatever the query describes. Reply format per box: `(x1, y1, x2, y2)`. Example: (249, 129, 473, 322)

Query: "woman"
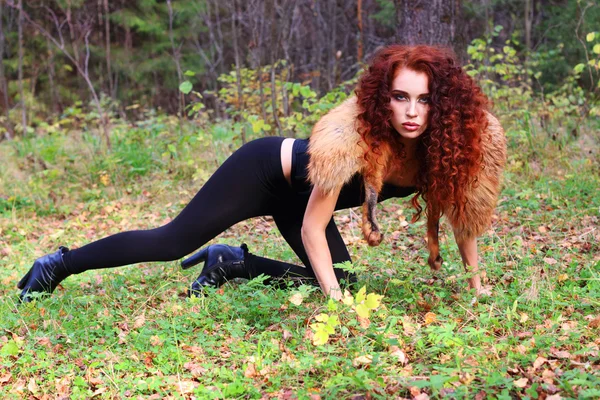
(18, 45, 506, 302)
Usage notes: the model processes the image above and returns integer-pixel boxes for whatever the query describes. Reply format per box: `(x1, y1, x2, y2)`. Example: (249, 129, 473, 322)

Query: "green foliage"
(467, 25, 599, 150)
(215, 61, 355, 139)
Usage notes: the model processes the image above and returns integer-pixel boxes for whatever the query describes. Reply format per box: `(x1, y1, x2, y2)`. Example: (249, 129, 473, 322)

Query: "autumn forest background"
(0, 0, 599, 399)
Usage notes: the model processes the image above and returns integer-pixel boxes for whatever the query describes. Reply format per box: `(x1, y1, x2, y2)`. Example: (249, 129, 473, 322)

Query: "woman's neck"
(398, 136, 420, 159)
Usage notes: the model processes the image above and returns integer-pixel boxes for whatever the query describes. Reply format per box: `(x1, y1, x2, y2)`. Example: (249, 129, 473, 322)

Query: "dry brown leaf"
(184, 362, 207, 377)
(289, 293, 304, 306)
(513, 377, 529, 388)
(533, 356, 547, 370)
(176, 380, 198, 394)
(550, 349, 571, 359)
(133, 313, 146, 329)
(244, 363, 257, 378)
(414, 394, 430, 400)
(389, 346, 408, 365)
(0, 372, 12, 384)
(544, 257, 557, 265)
(28, 378, 39, 394)
(546, 395, 562, 400)
(352, 355, 373, 367)
(424, 312, 437, 325)
(589, 317, 600, 329)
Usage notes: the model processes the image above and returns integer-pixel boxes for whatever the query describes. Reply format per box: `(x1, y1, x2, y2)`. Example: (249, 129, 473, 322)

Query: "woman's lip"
(402, 123, 420, 131)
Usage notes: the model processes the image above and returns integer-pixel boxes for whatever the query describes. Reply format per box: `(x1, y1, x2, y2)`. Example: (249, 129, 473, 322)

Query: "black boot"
(17, 247, 72, 302)
(182, 244, 250, 296)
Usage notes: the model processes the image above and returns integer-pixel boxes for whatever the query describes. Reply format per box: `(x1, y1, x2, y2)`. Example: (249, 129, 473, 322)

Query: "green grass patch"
(0, 115, 598, 398)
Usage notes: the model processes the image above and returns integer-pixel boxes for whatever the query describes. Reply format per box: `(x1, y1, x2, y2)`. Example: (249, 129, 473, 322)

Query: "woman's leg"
(63, 137, 289, 273)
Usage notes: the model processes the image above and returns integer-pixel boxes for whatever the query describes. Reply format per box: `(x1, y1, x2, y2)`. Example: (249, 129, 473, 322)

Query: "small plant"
(308, 286, 383, 346)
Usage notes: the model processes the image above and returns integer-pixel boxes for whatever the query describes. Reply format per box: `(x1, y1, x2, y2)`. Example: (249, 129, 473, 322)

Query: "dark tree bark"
(396, 0, 462, 48)
(357, 0, 364, 63)
(103, 0, 114, 98)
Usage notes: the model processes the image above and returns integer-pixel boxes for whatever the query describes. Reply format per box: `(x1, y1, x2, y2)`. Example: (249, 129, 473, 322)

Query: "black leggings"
(64, 137, 357, 283)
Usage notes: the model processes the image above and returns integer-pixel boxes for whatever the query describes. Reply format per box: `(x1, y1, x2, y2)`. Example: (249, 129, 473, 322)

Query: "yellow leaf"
(355, 303, 370, 319)
(520, 313, 529, 323)
(355, 286, 367, 304)
(315, 313, 329, 323)
(313, 330, 329, 346)
(327, 315, 340, 328)
(364, 293, 383, 310)
(557, 274, 568, 282)
(586, 32, 596, 42)
(342, 290, 354, 306)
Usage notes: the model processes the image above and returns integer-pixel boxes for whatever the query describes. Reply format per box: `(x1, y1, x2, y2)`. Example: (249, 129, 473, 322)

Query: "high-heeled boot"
(17, 246, 72, 302)
(181, 244, 251, 296)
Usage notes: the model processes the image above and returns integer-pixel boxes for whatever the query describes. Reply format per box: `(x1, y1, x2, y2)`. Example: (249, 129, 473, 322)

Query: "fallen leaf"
(589, 317, 600, 329)
(133, 313, 146, 329)
(28, 378, 39, 394)
(289, 293, 303, 306)
(538, 226, 548, 233)
(424, 312, 437, 325)
(514, 377, 528, 388)
(544, 257, 557, 265)
(546, 395, 562, 400)
(550, 349, 571, 359)
(0, 372, 12, 384)
(352, 355, 373, 367)
(389, 346, 408, 365)
(557, 273, 568, 282)
(533, 356, 547, 370)
(244, 363, 257, 378)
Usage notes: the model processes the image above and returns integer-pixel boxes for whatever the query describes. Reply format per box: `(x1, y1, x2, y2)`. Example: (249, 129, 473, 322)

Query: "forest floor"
(0, 118, 599, 399)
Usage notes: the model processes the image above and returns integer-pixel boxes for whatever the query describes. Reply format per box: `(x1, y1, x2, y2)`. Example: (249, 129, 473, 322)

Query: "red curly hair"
(355, 45, 488, 222)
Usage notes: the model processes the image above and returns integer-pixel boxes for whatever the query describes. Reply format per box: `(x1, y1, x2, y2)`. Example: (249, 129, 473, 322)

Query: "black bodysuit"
(64, 137, 415, 283)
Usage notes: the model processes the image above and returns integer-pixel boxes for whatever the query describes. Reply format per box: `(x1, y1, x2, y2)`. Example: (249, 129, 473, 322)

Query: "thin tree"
(167, 0, 185, 122)
(0, 1, 14, 139)
(17, 0, 26, 134)
(230, 0, 247, 142)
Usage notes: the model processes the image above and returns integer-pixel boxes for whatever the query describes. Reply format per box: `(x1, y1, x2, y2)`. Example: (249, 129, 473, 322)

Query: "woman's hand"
(302, 185, 342, 298)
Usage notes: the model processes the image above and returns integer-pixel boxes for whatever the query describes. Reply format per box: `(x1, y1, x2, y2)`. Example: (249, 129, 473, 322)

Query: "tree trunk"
(396, 0, 462, 50)
(230, 0, 246, 142)
(0, 2, 13, 139)
(18, 0, 26, 134)
(104, 0, 114, 98)
(47, 37, 62, 114)
(167, 0, 184, 122)
(357, 0, 364, 63)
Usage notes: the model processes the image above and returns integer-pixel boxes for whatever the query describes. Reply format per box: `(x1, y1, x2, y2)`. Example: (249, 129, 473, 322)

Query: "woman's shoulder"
(307, 96, 367, 195)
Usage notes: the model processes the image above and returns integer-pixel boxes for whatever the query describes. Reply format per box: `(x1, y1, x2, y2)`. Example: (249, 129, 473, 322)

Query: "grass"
(0, 115, 599, 399)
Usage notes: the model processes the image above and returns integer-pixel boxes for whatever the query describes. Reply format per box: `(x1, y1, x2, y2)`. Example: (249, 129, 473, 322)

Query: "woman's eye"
(418, 97, 430, 104)
(393, 94, 407, 101)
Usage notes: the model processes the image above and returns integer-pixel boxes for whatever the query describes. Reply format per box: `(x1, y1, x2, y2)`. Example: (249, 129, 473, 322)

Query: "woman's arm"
(302, 185, 343, 300)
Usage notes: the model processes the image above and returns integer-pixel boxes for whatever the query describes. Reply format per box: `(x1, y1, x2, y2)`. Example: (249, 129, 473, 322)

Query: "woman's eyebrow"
(391, 89, 430, 96)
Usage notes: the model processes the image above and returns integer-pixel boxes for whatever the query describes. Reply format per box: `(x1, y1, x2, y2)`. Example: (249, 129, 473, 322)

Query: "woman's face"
(389, 68, 430, 140)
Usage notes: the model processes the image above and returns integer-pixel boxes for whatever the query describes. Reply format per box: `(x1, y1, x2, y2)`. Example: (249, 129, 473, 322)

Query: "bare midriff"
(280, 138, 296, 187)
